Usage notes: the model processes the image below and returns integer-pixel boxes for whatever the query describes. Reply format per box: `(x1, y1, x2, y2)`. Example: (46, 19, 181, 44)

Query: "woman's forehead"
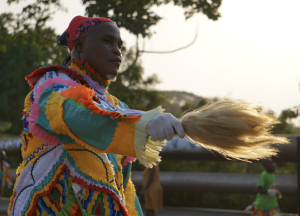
(88, 22, 121, 40)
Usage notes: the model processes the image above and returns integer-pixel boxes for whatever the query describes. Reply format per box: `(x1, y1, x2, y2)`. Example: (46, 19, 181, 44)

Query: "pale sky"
(2, 0, 300, 122)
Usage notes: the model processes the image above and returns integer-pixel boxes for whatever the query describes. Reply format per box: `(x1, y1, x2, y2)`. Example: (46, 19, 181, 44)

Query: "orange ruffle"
(71, 59, 110, 86)
(60, 85, 137, 119)
(70, 203, 82, 216)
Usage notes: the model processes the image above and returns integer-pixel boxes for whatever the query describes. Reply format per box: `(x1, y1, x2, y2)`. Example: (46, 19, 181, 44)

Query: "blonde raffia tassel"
(180, 100, 290, 161)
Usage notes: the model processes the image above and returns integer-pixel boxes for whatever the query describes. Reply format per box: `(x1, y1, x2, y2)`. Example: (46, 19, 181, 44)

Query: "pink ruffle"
(28, 77, 78, 145)
(122, 156, 137, 168)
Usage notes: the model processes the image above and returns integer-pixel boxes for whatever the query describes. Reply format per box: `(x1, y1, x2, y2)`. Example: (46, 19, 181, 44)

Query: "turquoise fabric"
(62, 99, 120, 151)
(122, 162, 132, 190)
(37, 88, 58, 136)
(118, 100, 129, 109)
(49, 84, 69, 92)
(107, 154, 120, 174)
(37, 86, 120, 149)
(122, 162, 143, 215)
(134, 193, 143, 215)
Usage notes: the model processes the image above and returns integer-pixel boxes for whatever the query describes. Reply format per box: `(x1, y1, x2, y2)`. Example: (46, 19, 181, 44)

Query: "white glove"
(244, 205, 254, 211)
(147, 113, 185, 141)
(244, 202, 255, 211)
(267, 189, 278, 197)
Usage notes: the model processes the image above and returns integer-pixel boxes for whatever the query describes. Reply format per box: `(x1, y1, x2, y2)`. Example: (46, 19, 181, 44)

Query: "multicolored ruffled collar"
(70, 58, 110, 95)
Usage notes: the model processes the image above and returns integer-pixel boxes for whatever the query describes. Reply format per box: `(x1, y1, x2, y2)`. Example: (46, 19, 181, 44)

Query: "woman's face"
(75, 22, 123, 80)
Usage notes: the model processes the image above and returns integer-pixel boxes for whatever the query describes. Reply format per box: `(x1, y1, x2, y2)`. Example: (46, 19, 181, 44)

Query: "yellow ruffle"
(124, 174, 139, 216)
(24, 91, 33, 113)
(21, 132, 46, 162)
(106, 92, 120, 108)
(134, 107, 166, 168)
(46, 92, 68, 135)
(64, 143, 116, 184)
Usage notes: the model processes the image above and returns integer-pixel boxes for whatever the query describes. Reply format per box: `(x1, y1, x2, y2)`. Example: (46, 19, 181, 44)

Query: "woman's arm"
(29, 71, 165, 167)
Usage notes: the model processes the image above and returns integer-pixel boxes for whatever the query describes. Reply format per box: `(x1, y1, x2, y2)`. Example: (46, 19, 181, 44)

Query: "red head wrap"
(58, 16, 115, 52)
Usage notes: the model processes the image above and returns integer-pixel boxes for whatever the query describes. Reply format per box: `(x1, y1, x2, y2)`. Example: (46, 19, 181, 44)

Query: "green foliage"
(0, 12, 69, 134)
(271, 109, 298, 134)
(6, 0, 65, 35)
(0, 122, 12, 133)
(83, 0, 222, 37)
(0, 13, 14, 52)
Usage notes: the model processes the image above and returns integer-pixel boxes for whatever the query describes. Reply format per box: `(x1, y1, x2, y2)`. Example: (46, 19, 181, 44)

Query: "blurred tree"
(108, 46, 168, 110)
(83, 0, 222, 37)
(0, 11, 69, 135)
(269, 109, 298, 134)
(0, 121, 12, 138)
(6, 0, 65, 33)
(7, 0, 222, 37)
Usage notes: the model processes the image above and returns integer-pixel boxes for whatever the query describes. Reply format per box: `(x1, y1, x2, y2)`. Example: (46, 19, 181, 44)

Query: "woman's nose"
(113, 46, 121, 57)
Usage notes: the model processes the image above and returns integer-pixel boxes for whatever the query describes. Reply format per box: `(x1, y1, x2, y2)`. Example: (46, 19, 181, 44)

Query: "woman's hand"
(147, 113, 185, 141)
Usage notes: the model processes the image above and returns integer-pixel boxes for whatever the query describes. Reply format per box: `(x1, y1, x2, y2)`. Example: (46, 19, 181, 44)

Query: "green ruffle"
(57, 179, 84, 215)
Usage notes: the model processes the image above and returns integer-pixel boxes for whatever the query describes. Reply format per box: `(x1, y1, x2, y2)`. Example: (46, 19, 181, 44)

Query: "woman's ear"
(74, 38, 84, 52)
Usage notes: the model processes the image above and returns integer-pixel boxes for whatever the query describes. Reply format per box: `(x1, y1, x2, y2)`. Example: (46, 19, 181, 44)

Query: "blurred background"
(0, 0, 299, 214)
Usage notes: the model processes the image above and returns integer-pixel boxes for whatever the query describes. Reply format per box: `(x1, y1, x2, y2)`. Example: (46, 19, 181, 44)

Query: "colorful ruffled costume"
(8, 59, 165, 216)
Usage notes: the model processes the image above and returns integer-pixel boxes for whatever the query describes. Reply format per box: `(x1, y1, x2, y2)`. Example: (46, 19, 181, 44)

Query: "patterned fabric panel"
(34, 168, 69, 216)
(73, 19, 102, 43)
(76, 186, 123, 216)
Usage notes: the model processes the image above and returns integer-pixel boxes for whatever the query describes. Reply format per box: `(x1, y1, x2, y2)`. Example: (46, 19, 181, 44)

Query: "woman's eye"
(104, 39, 111, 44)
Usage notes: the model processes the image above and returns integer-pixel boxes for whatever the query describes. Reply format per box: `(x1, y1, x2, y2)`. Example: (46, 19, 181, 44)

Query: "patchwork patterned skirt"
(251, 207, 280, 216)
(34, 167, 123, 216)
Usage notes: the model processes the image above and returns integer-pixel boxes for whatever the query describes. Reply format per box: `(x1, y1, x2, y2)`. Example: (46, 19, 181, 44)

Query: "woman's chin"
(106, 73, 118, 81)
